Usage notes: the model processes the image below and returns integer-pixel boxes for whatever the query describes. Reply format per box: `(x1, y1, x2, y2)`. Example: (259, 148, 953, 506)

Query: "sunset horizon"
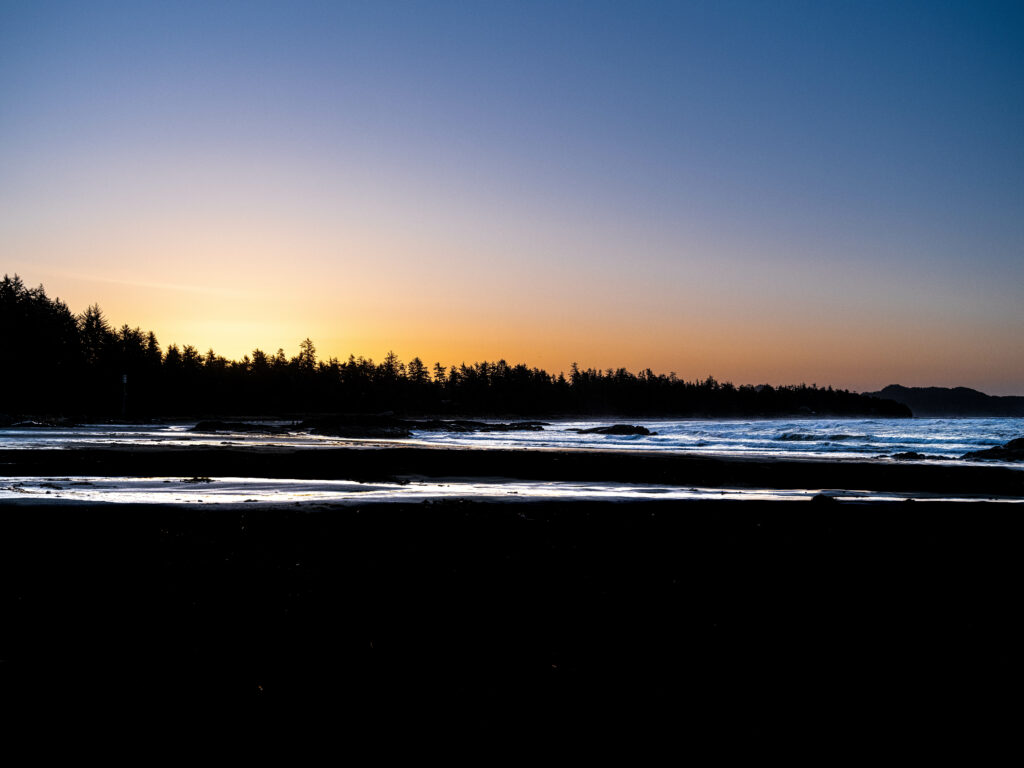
(4, 1, 1022, 396)
(2, 1, 1023, 732)
(4, 270, 1021, 397)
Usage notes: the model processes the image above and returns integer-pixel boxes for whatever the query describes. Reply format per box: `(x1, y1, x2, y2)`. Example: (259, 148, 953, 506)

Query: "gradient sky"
(2, 1, 1022, 393)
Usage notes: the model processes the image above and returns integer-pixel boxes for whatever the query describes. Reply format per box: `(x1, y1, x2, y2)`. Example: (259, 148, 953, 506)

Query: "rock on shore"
(571, 424, 655, 436)
(300, 414, 548, 439)
(191, 420, 289, 434)
(962, 437, 1024, 461)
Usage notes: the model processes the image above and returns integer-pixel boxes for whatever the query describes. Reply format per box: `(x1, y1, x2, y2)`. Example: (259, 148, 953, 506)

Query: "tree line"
(0, 275, 911, 419)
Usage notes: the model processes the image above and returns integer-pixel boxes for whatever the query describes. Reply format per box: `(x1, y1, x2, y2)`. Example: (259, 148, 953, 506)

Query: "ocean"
(1, 417, 1020, 505)
(1, 416, 1021, 462)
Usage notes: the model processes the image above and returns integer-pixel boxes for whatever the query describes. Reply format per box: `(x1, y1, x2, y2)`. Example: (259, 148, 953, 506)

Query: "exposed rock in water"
(409, 420, 547, 433)
(477, 422, 547, 432)
(3, 418, 77, 428)
(962, 437, 1024, 462)
(571, 424, 655, 436)
(191, 420, 289, 434)
(299, 415, 547, 438)
(400, 419, 474, 432)
(892, 452, 931, 461)
(300, 414, 412, 439)
(312, 425, 413, 439)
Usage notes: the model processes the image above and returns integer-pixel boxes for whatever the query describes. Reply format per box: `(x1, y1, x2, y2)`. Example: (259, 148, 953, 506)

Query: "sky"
(2, 0, 1022, 393)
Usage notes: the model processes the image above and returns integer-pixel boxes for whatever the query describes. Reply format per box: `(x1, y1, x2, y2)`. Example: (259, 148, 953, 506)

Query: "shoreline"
(2, 444, 1021, 496)
(3, 441, 1020, 736)
(2, 475, 1022, 507)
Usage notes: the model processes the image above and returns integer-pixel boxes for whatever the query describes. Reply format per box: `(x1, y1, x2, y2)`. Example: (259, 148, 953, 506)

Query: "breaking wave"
(777, 433, 867, 442)
(0, 417, 1021, 463)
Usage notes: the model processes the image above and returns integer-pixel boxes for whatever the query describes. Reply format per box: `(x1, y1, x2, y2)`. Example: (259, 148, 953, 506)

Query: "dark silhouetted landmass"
(865, 385, 1024, 417)
(1, 274, 910, 419)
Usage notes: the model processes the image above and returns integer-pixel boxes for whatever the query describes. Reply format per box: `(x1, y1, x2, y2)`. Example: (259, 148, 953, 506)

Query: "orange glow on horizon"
(11, 260, 1022, 396)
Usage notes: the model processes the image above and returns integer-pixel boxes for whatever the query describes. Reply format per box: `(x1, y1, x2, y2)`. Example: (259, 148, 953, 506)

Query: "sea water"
(0, 417, 1021, 462)
(2, 417, 1020, 505)
(407, 417, 1024, 462)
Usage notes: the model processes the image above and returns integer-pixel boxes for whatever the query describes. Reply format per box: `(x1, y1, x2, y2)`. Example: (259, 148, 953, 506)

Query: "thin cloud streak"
(48, 270, 252, 300)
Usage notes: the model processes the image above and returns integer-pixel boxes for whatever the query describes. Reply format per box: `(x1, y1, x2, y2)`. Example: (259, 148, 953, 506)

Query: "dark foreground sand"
(2, 494, 1020, 743)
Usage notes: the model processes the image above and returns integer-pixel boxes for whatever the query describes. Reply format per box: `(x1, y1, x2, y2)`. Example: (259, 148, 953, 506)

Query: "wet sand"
(2, 443, 1022, 495)
(1, 495, 1020, 742)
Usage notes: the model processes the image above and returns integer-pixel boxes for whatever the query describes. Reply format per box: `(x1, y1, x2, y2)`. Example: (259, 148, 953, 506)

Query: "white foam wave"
(0, 417, 1021, 463)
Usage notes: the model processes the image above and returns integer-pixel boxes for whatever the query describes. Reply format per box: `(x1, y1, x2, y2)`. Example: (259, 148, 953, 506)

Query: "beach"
(3, 443, 1023, 497)
(2, 443, 1021, 739)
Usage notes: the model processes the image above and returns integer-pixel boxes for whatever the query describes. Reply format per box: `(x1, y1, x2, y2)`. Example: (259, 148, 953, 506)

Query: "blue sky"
(2, 1, 1022, 391)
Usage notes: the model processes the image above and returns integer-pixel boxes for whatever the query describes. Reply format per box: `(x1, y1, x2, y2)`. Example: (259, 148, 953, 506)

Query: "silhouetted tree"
(145, 332, 161, 369)
(407, 357, 428, 385)
(164, 344, 182, 369)
(379, 350, 405, 382)
(78, 304, 113, 367)
(1, 275, 83, 413)
(251, 349, 268, 373)
(296, 338, 317, 372)
(0, 274, 913, 419)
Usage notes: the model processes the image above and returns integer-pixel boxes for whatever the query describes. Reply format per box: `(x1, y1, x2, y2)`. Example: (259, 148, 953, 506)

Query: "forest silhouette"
(1, 275, 910, 419)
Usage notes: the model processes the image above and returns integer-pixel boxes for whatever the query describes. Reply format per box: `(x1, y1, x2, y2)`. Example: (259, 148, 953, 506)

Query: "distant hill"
(863, 385, 1024, 417)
